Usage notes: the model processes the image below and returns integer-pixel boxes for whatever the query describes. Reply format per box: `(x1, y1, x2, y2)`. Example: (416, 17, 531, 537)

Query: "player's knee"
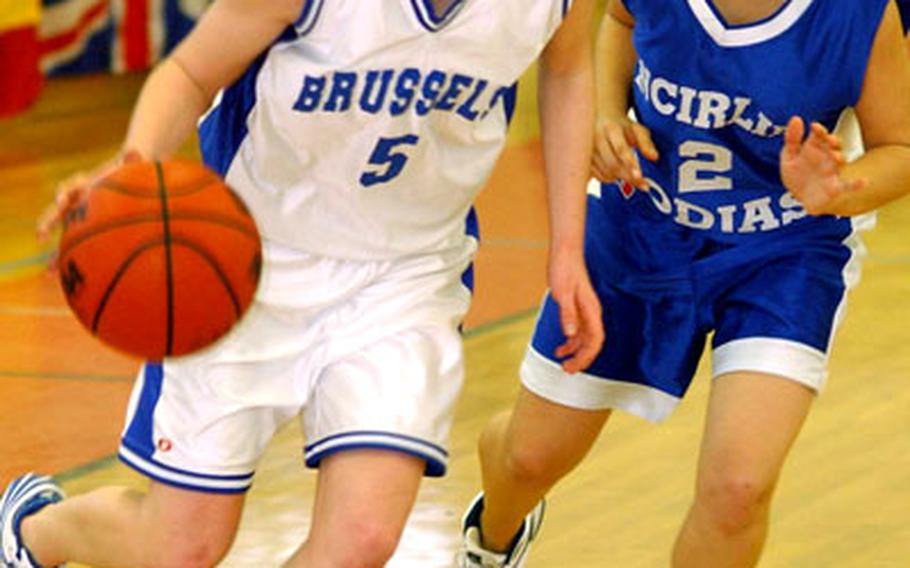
(695, 474, 774, 535)
(327, 519, 401, 567)
(140, 538, 231, 568)
(502, 443, 566, 488)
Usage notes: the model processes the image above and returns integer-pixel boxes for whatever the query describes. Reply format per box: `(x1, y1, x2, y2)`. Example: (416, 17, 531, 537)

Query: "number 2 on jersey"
(360, 135, 420, 188)
(678, 141, 732, 193)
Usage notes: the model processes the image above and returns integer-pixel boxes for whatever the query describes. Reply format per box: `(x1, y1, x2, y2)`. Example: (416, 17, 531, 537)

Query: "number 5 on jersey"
(360, 135, 420, 188)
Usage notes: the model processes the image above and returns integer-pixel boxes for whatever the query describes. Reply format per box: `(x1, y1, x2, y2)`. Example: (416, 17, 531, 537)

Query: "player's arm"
(538, 0, 603, 373)
(38, 0, 302, 238)
(782, 1, 910, 216)
(125, 0, 302, 158)
(591, 0, 658, 189)
(839, 0, 910, 214)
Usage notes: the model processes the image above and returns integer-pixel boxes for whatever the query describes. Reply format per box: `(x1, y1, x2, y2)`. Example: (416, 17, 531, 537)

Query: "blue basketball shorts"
(522, 192, 869, 423)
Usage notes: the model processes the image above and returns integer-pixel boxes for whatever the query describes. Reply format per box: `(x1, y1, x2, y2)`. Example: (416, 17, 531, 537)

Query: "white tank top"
(199, 0, 571, 259)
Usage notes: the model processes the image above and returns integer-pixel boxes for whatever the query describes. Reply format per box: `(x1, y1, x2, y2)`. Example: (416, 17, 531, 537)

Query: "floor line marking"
(0, 370, 133, 383)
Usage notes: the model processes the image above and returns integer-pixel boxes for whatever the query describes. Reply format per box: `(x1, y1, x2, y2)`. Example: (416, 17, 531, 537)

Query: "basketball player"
(459, 1, 910, 567)
(0, 1, 604, 567)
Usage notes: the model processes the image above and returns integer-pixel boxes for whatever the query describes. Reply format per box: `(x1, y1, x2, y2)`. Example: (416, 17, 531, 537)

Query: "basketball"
(57, 159, 262, 359)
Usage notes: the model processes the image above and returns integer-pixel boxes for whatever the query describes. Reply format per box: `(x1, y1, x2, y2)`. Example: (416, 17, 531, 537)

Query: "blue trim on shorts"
(122, 363, 164, 460)
(305, 443, 447, 477)
(304, 431, 448, 477)
(461, 207, 479, 292)
(119, 440, 254, 482)
(118, 450, 252, 494)
(304, 430, 448, 456)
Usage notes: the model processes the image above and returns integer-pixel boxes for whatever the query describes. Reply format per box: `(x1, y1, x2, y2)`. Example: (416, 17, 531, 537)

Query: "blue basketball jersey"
(598, 0, 889, 245)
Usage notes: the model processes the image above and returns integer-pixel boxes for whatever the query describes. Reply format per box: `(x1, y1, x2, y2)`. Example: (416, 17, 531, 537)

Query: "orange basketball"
(57, 159, 262, 359)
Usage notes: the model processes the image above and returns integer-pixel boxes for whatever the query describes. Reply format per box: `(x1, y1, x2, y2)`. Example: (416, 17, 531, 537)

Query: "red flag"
(0, 25, 43, 118)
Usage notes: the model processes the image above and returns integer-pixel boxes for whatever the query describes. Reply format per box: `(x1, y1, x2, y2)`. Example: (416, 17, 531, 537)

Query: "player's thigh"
(144, 480, 245, 550)
(696, 371, 815, 489)
(308, 449, 425, 544)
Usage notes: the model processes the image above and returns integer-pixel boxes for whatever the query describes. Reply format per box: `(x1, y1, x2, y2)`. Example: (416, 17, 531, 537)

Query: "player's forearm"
(595, 5, 636, 122)
(834, 144, 910, 216)
(539, 63, 593, 257)
(122, 57, 213, 159)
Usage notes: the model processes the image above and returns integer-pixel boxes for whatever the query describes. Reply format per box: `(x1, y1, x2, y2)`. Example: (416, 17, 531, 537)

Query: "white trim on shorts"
(713, 215, 867, 393)
(827, 217, 869, 351)
(711, 337, 828, 392)
(520, 346, 680, 423)
(304, 431, 449, 477)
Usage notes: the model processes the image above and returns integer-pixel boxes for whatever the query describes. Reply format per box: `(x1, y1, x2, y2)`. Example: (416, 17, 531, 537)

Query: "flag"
(40, 0, 207, 76)
(0, 0, 43, 117)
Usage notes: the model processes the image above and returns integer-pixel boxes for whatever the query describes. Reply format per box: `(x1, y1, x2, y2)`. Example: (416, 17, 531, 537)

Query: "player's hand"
(592, 114, 659, 189)
(36, 150, 143, 242)
(780, 117, 867, 216)
(548, 250, 604, 374)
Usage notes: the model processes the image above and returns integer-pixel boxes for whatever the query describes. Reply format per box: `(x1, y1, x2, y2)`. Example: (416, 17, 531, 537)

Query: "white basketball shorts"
(119, 238, 475, 493)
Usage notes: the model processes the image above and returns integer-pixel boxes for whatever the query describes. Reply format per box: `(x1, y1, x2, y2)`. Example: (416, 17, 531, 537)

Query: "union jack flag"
(39, 0, 206, 75)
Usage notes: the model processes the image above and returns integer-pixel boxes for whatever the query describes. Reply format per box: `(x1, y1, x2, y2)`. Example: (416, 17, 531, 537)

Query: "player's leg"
(284, 449, 425, 567)
(16, 480, 244, 567)
(672, 371, 814, 568)
(460, 263, 704, 566)
(673, 237, 861, 567)
(283, 246, 476, 566)
(7, 307, 299, 568)
(474, 387, 610, 552)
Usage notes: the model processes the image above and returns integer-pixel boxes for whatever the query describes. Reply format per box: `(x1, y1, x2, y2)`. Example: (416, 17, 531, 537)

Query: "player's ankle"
(20, 513, 55, 568)
(477, 514, 518, 554)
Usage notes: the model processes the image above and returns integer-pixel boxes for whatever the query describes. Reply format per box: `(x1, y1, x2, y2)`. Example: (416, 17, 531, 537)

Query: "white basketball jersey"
(199, 0, 572, 259)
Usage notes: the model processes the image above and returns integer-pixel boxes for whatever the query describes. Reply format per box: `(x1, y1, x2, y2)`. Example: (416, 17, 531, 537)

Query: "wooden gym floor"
(0, 71, 908, 567)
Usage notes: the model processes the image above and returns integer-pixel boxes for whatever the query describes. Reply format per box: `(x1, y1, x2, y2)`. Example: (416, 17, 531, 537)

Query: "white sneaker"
(1, 474, 64, 568)
(457, 493, 545, 568)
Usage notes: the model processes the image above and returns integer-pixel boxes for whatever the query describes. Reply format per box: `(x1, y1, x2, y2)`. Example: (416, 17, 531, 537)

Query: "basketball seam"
(157, 162, 176, 358)
(91, 241, 161, 335)
(86, 238, 245, 356)
(95, 177, 220, 198)
(58, 213, 259, 262)
(169, 238, 243, 318)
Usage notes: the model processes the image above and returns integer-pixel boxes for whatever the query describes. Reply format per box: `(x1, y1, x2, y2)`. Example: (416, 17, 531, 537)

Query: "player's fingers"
(604, 123, 638, 182)
(560, 323, 603, 373)
(810, 121, 830, 135)
(807, 122, 831, 150)
(558, 294, 579, 339)
(594, 129, 624, 181)
(566, 327, 604, 373)
(782, 116, 805, 159)
(36, 178, 84, 240)
(121, 149, 143, 164)
(620, 125, 646, 188)
(630, 123, 660, 162)
(592, 154, 612, 183)
(555, 333, 582, 359)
